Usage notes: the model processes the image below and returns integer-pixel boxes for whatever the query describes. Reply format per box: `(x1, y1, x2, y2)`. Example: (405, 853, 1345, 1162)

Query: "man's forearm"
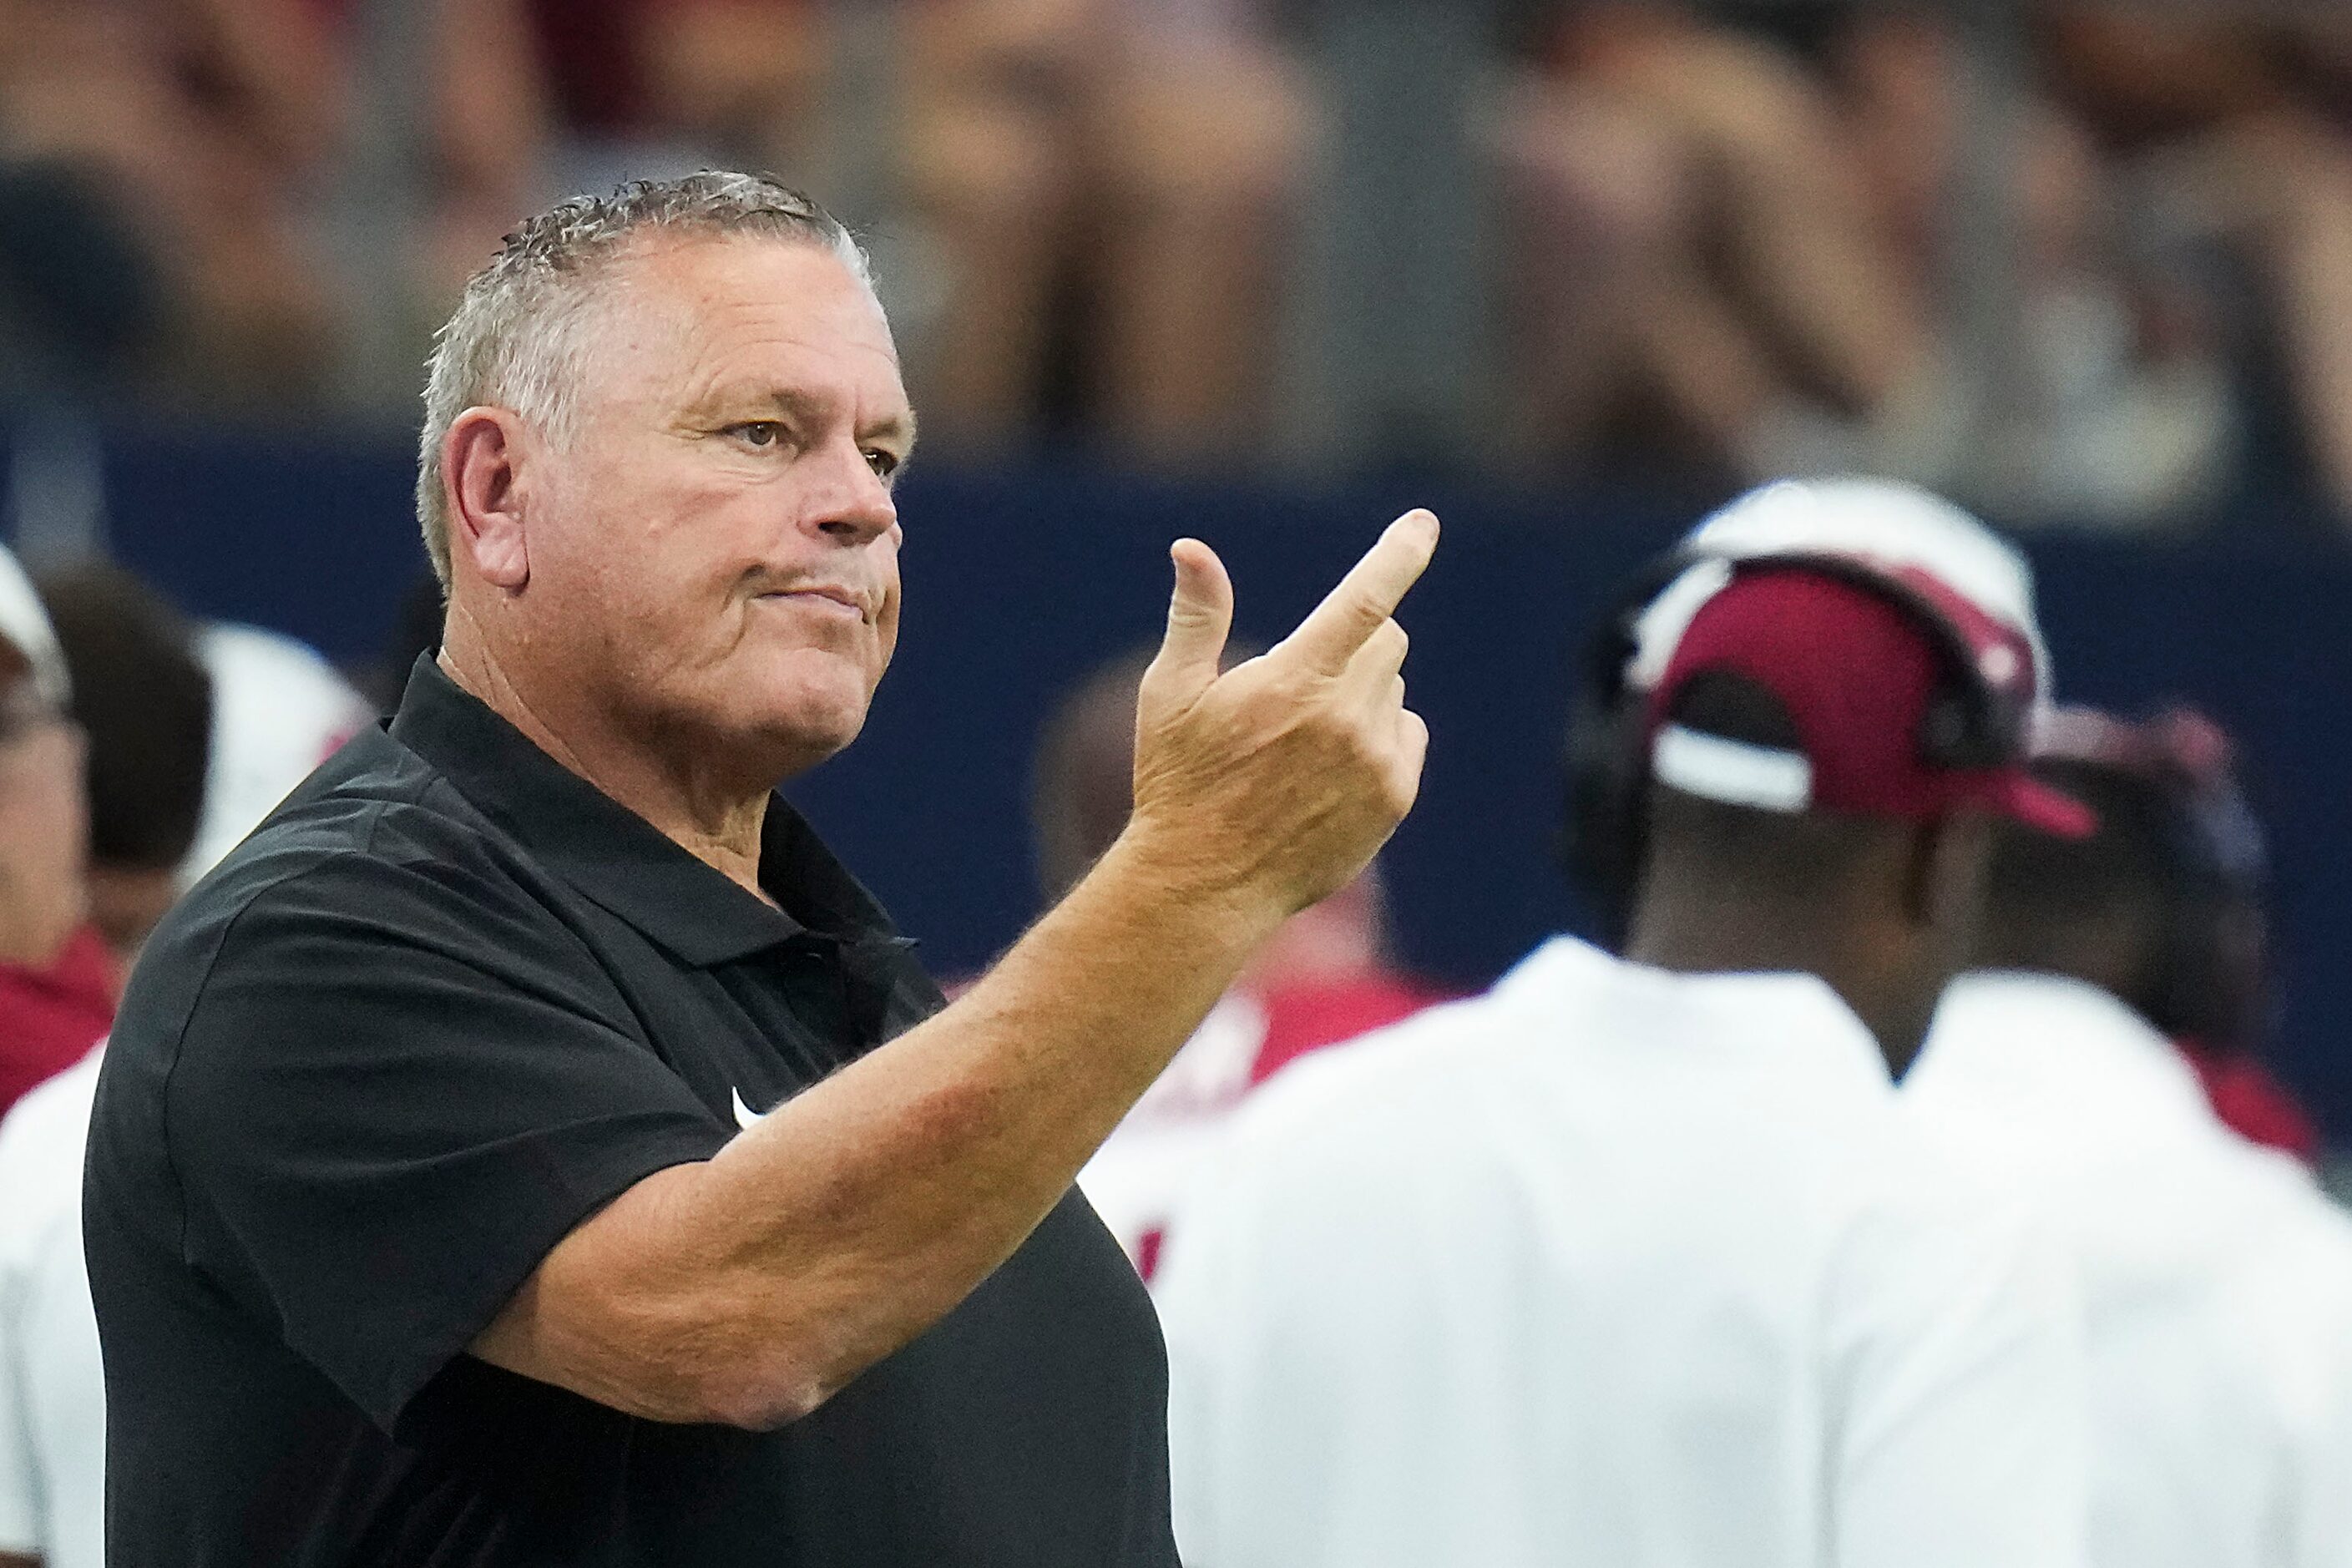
(478, 834, 1279, 1426)
(477, 513, 1437, 1424)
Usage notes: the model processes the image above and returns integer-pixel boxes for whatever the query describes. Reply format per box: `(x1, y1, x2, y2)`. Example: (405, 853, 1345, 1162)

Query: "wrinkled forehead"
(569, 232, 908, 420)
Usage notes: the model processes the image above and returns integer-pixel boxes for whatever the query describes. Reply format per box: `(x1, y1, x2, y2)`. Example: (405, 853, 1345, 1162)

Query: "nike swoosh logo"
(731, 1086, 769, 1132)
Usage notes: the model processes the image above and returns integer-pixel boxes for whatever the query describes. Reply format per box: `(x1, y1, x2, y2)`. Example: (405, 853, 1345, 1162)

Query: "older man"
(82, 173, 1434, 1566)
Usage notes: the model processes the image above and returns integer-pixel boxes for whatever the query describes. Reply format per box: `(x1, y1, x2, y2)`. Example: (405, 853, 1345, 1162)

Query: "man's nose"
(803, 438, 898, 547)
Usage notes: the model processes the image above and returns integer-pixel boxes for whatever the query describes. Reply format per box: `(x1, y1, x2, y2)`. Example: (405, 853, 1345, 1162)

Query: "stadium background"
(5, 0, 2351, 1165)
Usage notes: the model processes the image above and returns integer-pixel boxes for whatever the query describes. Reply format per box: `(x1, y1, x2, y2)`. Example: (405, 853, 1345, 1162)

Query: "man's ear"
(1906, 810, 1994, 937)
(443, 408, 534, 591)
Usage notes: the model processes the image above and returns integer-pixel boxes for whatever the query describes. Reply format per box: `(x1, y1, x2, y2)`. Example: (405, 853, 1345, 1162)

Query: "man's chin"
(756, 705, 867, 776)
(648, 652, 883, 781)
(736, 680, 875, 778)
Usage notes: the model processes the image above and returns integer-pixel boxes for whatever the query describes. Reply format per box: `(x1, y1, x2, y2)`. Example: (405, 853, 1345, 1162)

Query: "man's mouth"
(762, 586, 868, 623)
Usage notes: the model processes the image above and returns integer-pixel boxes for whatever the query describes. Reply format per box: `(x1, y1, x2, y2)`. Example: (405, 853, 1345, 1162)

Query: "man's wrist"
(1085, 824, 1292, 954)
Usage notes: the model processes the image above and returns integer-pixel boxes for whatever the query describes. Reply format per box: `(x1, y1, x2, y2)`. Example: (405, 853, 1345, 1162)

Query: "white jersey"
(1158, 937, 2086, 1568)
(0, 1045, 104, 1568)
(1080, 994, 1267, 1276)
(1910, 972, 2352, 1568)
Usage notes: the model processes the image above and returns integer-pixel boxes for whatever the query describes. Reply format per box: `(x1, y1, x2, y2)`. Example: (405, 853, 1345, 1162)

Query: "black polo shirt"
(83, 659, 1177, 1567)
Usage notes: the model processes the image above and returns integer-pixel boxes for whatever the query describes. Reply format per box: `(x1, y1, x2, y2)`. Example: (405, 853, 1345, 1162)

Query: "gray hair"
(415, 171, 872, 589)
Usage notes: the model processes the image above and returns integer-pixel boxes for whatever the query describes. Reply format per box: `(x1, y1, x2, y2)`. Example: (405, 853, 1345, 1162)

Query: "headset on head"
(2038, 708, 2270, 1052)
(1560, 549, 2036, 947)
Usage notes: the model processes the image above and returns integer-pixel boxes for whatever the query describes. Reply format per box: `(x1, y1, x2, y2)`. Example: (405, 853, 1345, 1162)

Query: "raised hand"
(1127, 509, 1438, 927)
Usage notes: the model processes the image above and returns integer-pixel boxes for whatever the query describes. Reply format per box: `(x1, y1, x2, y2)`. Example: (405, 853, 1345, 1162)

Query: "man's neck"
(1625, 891, 1917, 1076)
(437, 621, 772, 903)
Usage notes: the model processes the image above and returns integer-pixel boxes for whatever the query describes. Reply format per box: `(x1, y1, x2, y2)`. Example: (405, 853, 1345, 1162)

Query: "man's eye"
(728, 422, 784, 448)
(865, 448, 901, 480)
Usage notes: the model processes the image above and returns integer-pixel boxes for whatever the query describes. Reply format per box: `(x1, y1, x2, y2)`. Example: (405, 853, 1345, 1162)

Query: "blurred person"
(1562, 475, 2052, 942)
(622, 0, 1311, 463)
(1497, 4, 1939, 482)
(1839, 8, 2237, 524)
(2036, 4, 2352, 524)
(1909, 705, 2352, 1568)
(412, 0, 558, 313)
(1159, 491, 2092, 1568)
(1498, 3, 2238, 520)
(1562, 478, 2319, 1155)
(0, 546, 103, 1123)
(83, 172, 1436, 1565)
(2098, 708, 2318, 1162)
(1035, 648, 1441, 1278)
(0, 606, 370, 1568)
(0, 0, 550, 403)
(0, 0, 344, 399)
(33, 564, 212, 968)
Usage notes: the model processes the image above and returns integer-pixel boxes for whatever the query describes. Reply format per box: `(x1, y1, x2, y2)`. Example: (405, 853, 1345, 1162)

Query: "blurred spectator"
(2036, 4, 2352, 525)
(1841, 8, 2237, 523)
(1499, 3, 1938, 484)
(0, 0, 345, 402)
(1908, 703, 2352, 1568)
(1037, 648, 1438, 1279)
(0, 584, 362, 1568)
(1495, 3, 2234, 520)
(0, 545, 105, 1123)
(0, 165, 164, 399)
(413, 0, 557, 314)
(2060, 706, 2317, 1161)
(0, 0, 550, 407)
(35, 563, 212, 969)
(565, 0, 1311, 464)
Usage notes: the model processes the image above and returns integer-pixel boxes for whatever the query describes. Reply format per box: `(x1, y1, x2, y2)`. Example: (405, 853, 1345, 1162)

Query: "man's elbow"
(477, 1277, 845, 1430)
(682, 1360, 838, 1431)
(582, 1309, 851, 1431)
(525, 1331, 842, 1431)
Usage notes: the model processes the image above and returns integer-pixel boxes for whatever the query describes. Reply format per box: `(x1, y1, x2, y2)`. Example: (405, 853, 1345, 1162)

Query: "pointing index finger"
(1279, 510, 1439, 673)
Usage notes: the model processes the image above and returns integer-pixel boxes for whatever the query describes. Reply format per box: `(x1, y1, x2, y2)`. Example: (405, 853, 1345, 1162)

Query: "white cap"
(1623, 477, 2051, 701)
(0, 544, 70, 709)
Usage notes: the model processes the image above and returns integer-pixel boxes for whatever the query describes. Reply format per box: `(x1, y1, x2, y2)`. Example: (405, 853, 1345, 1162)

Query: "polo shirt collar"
(387, 656, 904, 969)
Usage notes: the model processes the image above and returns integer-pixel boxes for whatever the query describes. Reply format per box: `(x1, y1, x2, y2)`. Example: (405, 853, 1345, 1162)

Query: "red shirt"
(0, 925, 116, 1119)
(1249, 974, 1451, 1086)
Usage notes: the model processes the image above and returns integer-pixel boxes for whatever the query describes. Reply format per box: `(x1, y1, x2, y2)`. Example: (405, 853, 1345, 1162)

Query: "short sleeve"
(163, 852, 734, 1434)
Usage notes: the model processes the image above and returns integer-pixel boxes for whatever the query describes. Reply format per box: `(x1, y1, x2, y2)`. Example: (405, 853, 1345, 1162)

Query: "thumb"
(1141, 539, 1233, 713)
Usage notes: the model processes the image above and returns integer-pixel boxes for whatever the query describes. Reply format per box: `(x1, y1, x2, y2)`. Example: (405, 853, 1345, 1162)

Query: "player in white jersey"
(1160, 496, 2096, 1568)
(1909, 706, 2352, 1568)
(0, 621, 365, 1568)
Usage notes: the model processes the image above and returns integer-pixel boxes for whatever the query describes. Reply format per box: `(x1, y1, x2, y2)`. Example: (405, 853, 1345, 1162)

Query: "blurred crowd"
(5, 1, 2352, 531)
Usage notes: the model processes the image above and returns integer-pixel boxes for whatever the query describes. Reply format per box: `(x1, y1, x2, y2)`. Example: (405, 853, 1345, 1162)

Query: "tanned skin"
(452, 233, 1439, 1428)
